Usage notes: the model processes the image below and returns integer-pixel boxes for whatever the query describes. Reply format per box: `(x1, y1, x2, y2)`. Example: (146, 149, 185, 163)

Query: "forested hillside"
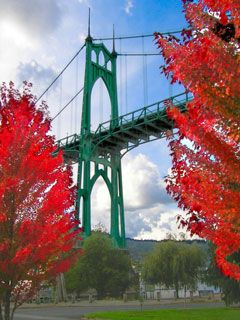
(126, 238, 208, 261)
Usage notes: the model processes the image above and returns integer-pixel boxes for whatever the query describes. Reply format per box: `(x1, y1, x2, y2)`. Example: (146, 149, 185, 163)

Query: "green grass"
(86, 308, 240, 320)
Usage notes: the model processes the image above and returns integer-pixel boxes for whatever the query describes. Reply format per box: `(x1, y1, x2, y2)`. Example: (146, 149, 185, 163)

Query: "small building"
(140, 280, 220, 300)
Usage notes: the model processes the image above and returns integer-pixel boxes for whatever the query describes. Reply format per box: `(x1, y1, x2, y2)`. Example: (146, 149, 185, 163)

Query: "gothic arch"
(90, 75, 113, 106)
(90, 77, 112, 130)
(90, 169, 112, 196)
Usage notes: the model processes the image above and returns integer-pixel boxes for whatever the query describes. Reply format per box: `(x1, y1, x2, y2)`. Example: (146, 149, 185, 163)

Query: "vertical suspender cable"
(145, 46, 149, 105)
(145, 57, 148, 106)
(125, 55, 128, 114)
(57, 75, 62, 138)
(37, 43, 85, 103)
(75, 54, 79, 133)
(141, 36, 145, 106)
(119, 39, 123, 115)
(142, 36, 148, 106)
(70, 100, 73, 135)
(70, 64, 73, 135)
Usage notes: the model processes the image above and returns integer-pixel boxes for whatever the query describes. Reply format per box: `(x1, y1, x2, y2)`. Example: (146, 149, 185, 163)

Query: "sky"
(0, 0, 193, 240)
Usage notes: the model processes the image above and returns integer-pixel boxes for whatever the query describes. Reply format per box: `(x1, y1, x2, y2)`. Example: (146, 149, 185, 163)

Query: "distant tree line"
(64, 232, 240, 306)
(141, 240, 205, 298)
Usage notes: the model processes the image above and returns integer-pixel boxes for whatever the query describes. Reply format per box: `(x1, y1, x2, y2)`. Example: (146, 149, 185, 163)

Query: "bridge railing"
(56, 133, 80, 148)
(95, 91, 192, 135)
(55, 92, 192, 148)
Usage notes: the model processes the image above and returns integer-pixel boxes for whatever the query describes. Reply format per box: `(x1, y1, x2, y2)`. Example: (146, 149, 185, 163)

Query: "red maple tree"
(156, 0, 240, 279)
(0, 83, 80, 320)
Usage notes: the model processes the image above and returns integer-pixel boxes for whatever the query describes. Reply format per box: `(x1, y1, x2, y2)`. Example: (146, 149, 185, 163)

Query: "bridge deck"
(56, 92, 191, 160)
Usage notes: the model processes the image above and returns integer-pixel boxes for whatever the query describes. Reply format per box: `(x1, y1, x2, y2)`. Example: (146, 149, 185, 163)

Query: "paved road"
(14, 301, 224, 320)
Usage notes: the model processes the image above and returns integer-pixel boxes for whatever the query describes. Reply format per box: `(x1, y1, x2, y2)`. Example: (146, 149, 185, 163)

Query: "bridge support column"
(82, 159, 91, 236)
(75, 33, 126, 247)
(111, 153, 125, 247)
(118, 162, 126, 247)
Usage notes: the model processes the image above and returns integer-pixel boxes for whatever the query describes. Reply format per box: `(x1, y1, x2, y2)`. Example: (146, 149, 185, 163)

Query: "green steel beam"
(55, 32, 192, 248)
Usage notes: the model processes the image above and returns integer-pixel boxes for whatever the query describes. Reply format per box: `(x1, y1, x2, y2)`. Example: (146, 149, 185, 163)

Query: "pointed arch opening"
(91, 77, 112, 131)
(91, 175, 111, 233)
(118, 205, 122, 237)
(98, 51, 105, 66)
(107, 60, 112, 71)
(91, 50, 97, 63)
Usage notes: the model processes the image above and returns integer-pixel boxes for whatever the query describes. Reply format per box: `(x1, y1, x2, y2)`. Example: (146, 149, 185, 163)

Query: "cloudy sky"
(0, 0, 192, 240)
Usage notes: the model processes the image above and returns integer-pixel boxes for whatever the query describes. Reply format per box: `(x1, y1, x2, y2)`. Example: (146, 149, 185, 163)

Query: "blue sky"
(0, 0, 191, 240)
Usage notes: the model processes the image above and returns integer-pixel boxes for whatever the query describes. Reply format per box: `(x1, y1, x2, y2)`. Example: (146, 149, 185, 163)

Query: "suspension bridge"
(38, 13, 191, 247)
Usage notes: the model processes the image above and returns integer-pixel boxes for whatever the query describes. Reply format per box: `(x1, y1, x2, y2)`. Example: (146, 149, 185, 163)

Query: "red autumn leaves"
(0, 83, 80, 306)
(156, 0, 240, 279)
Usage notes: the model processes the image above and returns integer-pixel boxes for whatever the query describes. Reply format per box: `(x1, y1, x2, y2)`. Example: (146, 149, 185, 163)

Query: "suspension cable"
(51, 87, 84, 122)
(92, 30, 182, 41)
(36, 43, 85, 103)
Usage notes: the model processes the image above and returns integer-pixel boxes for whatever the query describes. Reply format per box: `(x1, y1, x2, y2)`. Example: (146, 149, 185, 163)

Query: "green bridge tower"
(77, 27, 125, 247)
(57, 16, 191, 248)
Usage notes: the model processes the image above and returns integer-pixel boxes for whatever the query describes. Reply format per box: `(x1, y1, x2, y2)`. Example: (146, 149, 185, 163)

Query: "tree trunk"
(3, 291, 11, 320)
(10, 307, 16, 320)
(56, 274, 68, 302)
(0, 302, 3, 320)
(175, 283, 179, 299)
(96, 289, 106, 300)
(184, 285, 187, 305)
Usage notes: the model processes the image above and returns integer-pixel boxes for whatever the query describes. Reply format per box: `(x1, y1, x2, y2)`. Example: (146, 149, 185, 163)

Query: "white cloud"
(0, 0, 64, 38)
(122, 153, 173, 211)
(91, 175, 111, 232)
(78, 32, 87, 43)
(0, 0, 65, 85)
(124, 0, 134, 15)
(88, 152, 189, 240)
(132, 205, 190, 240)
(17, 60, 57, 93)
(77, 0, 93, 11)
(0, 20, 34, 49)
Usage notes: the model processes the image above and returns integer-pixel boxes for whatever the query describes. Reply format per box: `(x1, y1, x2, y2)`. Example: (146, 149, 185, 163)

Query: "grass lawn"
(86, 308, 240, 320)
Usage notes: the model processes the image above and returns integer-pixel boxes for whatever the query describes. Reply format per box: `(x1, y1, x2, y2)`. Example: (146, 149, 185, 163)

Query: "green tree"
(205, 242, 240, 306)
(64, 257, 88, 296)
(65, 232, 133, 298)
(142, 241, 205, 298)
